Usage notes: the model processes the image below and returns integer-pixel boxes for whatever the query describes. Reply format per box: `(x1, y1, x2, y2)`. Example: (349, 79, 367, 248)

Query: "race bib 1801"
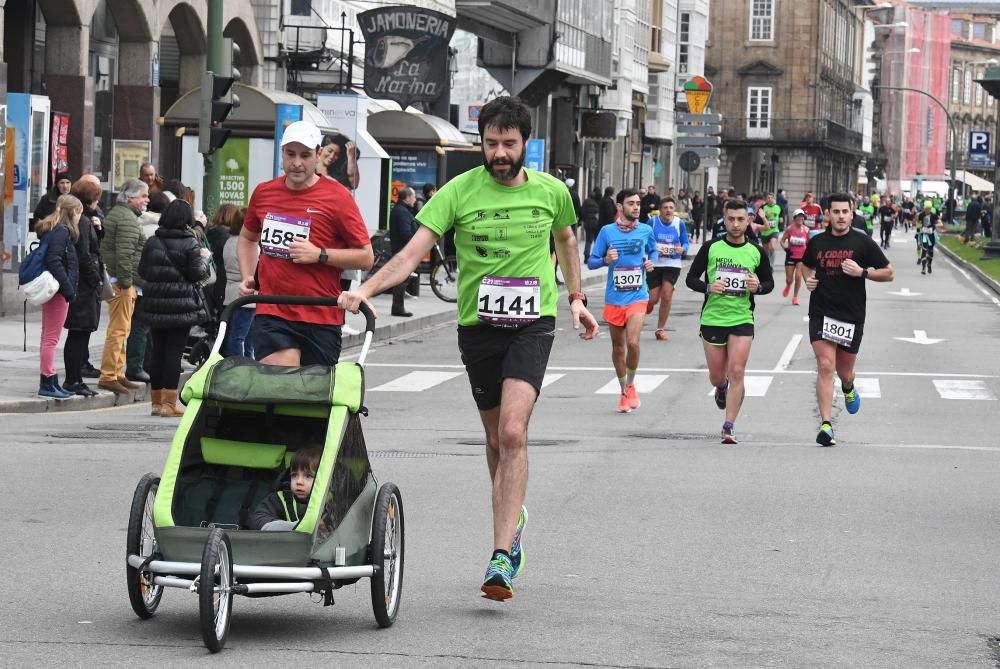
(261, 213, 311, 258)
(821, 315, 855, 347)
(477, 275, 541, 327)
(717, 266, 748, 296)
(612, 265, 643, 291)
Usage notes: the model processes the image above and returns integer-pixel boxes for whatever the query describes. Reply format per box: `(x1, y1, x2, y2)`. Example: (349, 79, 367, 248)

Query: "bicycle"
(363, 232, 457, 303)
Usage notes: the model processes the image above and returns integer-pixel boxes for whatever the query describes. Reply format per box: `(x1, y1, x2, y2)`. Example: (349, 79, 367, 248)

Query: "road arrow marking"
(893, 330, 945, 345)
(888, 288, 922, 296)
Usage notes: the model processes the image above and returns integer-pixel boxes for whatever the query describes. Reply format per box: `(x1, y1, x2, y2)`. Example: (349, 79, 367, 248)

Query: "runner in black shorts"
(801, 192, 894, 447)
(339, 97, 598, 602)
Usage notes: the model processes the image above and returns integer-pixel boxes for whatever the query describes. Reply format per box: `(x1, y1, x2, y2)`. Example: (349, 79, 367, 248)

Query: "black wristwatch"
(862, 268, 869, 280)
(318, 248, 328, 265)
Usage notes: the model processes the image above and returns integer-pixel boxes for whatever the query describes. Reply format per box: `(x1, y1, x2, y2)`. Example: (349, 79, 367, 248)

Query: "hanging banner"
(357, 7, 456, 109)
(50, 112, 70, 186)
(218, 137, 250, 206)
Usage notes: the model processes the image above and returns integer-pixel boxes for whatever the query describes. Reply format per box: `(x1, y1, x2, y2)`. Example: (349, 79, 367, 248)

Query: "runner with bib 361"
(801, 192, 894, 447)
(685, 199, 774, 445)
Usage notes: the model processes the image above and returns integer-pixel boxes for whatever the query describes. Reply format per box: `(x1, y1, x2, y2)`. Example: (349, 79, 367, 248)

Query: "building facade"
(705, 0, 871, 199)
(948, 14, 1000, 187)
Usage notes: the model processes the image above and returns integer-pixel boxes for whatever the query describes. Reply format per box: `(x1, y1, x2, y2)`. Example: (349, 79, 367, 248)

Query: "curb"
(938, 240, 1000, 297)
(0, 271, 608, 415)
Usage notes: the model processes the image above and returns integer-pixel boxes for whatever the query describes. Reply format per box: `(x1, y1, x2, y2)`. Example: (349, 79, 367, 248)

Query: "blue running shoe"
(816, 422, 836, 447)
(510, 506, 527, 578)
(481, 551, 514, 601)
(843, 386, 861, 414)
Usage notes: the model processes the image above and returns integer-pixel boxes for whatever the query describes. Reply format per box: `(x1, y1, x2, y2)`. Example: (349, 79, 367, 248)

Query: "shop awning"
(956, 169, 994, 192)
(367, 110, 474, 148)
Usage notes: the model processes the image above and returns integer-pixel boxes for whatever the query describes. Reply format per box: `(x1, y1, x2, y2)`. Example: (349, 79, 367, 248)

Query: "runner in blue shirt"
(588, 188, 658, 413)
(644, 196, 689, 341)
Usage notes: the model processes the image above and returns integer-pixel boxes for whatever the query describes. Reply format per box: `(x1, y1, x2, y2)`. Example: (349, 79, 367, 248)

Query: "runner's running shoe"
(654, 329, 670, 341)
(481, 551, 515, 601)
(816, 422, 836, 447)
(625, 383, 641, 410)
(782, 284, 790, 298)
(792, 296, 800, 306)
(617, 393, 632, 414)
(510, 506, 527, 578)
(714, 379, 729, 410)
(843, 386, 861, 414)
(721, 423, 738, 445)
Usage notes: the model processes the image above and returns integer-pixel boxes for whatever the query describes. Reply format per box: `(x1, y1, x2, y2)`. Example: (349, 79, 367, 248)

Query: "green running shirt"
(760, 203, 782, 237)
(685, 237, 774, 327)
(416, 166, 576, 327)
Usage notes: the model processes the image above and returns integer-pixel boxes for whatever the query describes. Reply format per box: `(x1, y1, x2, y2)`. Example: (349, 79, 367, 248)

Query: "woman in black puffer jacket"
(137, 200, 210, 417)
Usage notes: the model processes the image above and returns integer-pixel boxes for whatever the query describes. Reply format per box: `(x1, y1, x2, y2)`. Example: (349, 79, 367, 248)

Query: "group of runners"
(246, 96, 896, 603)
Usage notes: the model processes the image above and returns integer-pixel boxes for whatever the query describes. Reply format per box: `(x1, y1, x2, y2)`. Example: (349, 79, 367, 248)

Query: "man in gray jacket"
(98, 179, 148, 395)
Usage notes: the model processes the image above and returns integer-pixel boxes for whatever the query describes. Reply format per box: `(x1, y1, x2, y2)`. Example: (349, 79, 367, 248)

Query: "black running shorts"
(699, 323, 754, 346)
(457, 316, 555, 411)
(646, 266, 681, 289)
(252, 314, 343, 366)
(808, 315, 865, 355)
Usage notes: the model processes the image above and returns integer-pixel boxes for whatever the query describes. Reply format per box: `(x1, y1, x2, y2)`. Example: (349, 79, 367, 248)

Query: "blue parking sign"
(525, 138, 545, 172)
(969, 131, 991, 157)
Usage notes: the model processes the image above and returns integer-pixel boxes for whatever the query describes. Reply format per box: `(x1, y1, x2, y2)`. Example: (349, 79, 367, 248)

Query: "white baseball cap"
(280, 121, 322, 149)
(793, 208, 806, 218)
(566, 178, 575, 187)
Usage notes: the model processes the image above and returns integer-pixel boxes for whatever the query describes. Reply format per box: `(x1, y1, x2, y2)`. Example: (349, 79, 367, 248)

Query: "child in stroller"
(248, 447, 322, 531)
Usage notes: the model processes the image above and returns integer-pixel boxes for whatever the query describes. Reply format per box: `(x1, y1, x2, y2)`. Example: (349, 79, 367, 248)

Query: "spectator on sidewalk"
(139, 162, 164, 194)
(207, 203, 237, 313)
(964, 196, 982, 243)
(137, 200, 211, 417)
(98, 178, 148, 395)
(36, 195, 82, 399)
(76, 174, 105, 379)
(582, 187, 601, 258)
(220, 205, 255, 357)
(389, 187, 418, 317)
(33, 172, 73, 223)
(63, 178, 106, 397)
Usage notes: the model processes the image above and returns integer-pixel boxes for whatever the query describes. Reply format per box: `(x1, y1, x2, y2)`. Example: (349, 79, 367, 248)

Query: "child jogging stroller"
(125, 295, 403, 653)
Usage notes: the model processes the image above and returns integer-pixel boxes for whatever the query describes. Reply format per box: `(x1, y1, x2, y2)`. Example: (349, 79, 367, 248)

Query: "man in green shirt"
(339, 97, 599, 602)
(759, 192, 782, 266)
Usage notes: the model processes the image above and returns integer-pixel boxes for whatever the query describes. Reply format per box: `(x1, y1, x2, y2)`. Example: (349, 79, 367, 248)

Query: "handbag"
(22, 270, 59, 305)
(18, 236, 51, 285)
(100, 266, 115, 301)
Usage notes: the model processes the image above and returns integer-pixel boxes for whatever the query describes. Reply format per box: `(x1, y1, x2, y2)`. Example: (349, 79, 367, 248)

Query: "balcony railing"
(721, 117, 864, 152)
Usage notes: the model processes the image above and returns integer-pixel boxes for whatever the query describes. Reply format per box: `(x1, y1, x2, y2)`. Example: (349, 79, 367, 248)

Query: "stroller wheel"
(370, 482, 404, 627)
(198, 528, 234, 653)
(126, 473, 163, 619)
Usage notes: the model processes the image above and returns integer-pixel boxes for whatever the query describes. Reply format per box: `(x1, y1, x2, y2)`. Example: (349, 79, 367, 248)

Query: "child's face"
(291, 468, 316, 501)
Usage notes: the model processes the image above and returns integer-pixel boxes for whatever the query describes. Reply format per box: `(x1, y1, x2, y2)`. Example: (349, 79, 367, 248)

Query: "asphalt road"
(2, 231, 999, 668)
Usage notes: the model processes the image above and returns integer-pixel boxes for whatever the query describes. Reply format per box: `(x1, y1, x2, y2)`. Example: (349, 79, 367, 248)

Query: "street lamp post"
(975, 65, 1000, 258)
(874, 85, 958, 222)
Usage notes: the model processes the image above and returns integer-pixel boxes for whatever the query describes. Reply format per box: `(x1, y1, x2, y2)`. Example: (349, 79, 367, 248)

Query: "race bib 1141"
(261, 213, 311, 258)
(477, 275, 541, 327)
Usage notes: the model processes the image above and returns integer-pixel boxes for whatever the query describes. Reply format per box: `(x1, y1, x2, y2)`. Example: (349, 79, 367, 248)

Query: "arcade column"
(42, 24, 94, 175)
(114, 40, 160, 167)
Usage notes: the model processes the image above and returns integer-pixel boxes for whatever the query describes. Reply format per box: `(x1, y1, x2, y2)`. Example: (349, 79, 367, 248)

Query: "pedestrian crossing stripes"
(368, 371, 463, 392)
(931, 380, 997, 401)
(362, 368, 995, 401)
(595, 375, 669, 395)
(704, 376, 773, 397)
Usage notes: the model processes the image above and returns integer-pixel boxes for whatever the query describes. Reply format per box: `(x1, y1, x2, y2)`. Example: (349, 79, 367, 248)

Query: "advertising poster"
(50, 112, 70, 185)
(388, 149, 437, 203)
(218, 137, 250, 206)
(273, 103, 303, 177)
(2, 128, 14, 270)
(6, 93, 29, 259)
(525, 138, 545, 172)
(111, 139, 151, 191)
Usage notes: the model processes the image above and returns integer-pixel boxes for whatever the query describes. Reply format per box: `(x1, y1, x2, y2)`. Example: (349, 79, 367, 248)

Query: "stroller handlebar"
(220, 295, 376, 334)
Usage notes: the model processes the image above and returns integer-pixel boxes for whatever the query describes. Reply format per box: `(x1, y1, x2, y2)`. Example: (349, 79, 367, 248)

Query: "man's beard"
(483, 150, 525, 182)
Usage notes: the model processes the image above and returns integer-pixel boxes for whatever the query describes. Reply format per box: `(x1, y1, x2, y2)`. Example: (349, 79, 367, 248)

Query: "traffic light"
(199, 38, 241, 154)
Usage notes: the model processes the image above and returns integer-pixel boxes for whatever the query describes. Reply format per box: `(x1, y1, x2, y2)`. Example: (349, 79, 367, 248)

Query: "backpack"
(17, 236, 51, 286)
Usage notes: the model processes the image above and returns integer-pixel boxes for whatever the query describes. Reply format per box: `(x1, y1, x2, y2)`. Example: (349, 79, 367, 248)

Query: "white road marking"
(893, 330, 946, 345)
(887, 288, 921, 296)
(596, 375, 669, 394)
(705, 376, 773, 397)
(774, 334, 803, 371)
(835, 377, 881, 399)
(933, 379, 997, 400)
(368, 371, 463, 392)
(541, 373, 566, 388)
(941, 254, 1000, 309)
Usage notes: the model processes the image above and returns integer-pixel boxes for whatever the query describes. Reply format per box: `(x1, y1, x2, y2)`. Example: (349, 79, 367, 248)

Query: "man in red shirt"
(800, 191, 824, 237)
(238, 120, 373, 366)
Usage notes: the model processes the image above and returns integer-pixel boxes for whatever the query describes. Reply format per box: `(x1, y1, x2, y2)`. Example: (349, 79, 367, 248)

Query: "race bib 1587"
(261, 213, 311, 258)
